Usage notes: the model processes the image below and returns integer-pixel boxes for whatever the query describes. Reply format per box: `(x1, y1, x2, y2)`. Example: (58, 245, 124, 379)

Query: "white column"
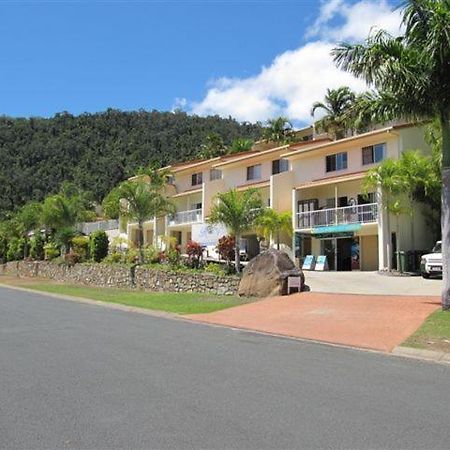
(377, 186, 391, 271)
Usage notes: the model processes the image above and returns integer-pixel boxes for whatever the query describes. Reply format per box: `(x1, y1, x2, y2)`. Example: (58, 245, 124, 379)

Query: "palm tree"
(311, 86, 356, 139)
(262, 117, 294, 144)
(332, 0, 450, 308)
(363, 152, 439, 269)
(207, 189, 263, 273)
(255, 209, 292, 250)
(116, 180, 174, 264)
(227, 138, 254, 154)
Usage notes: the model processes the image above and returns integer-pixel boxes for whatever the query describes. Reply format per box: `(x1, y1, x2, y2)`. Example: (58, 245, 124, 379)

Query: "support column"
(376, 186, 391, 271)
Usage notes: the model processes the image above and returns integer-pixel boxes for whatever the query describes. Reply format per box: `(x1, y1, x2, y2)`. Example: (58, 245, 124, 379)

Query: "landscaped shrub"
(71, 235, 90, 261)
(90, 230, 109, 262)
(44, 243, 60, 260)
(204, 262, 226, 276)
(64, 251, 81, 266)
(6, 237, 25, 261)
(30, 233, 45, 260)
(217, 235, 235, 262)
(144, 245, 160, 264)
(0, 235, 7, 263)
(104, 251, 123, 264)
(185, 240, 203, 269)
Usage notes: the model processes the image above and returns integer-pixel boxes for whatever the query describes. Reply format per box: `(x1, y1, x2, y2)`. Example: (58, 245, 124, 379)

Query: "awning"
(311, 223, 362, 235)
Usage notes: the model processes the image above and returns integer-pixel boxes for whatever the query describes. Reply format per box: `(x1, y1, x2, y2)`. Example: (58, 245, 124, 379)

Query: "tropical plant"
(30, 233, 45, 260)
(207, 189, 263, 273)
(12, 201, 43, 258)
(71, 235, 90, 261)
(216, 235, 236, 271)
(185, 240, 203, 269)
(332, 0, 450, 308)
(363, 152, 439, 268)
(255, 209, 293, 250)
(311, 86, 356, 139)
(262, 117, 294, 144)
(115, 181, 175, 264)
(90, 230, 109, 262)
(227, 138, 254, 154)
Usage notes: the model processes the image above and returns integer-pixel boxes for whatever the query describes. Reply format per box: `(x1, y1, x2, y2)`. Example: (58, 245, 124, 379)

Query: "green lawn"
(0, 279, 247, 315)
(403, 310, 450, 352)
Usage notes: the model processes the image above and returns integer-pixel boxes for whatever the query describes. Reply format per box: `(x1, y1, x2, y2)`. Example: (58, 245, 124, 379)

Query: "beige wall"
(271, 171, 294, 212)
(290, 134, 399, 186)
(360, 235, 378, 271)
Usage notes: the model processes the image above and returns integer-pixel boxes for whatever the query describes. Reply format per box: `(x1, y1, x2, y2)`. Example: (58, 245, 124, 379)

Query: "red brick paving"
(186, 292, 440, 352)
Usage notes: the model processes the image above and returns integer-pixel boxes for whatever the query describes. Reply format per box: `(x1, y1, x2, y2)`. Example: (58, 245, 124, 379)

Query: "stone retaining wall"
(0, 261, 239, 295)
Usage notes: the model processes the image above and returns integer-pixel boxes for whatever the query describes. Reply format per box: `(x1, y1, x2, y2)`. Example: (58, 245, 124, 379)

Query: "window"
(191, 172, 203, 186)
(272, 158, 289, 175)
(247, 164, 261, 181)
(191, 202, 202, 211)
(362, 143, 386, 165)
(326, 152, 347, 172)
(209, 169, 222, 181)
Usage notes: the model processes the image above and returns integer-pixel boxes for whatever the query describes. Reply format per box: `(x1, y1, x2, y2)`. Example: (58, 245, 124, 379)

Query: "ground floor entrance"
(296, 231, 378, 271)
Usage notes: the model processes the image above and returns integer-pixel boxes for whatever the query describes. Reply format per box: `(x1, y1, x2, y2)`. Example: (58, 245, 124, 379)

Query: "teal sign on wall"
(311, 223, 362, 235)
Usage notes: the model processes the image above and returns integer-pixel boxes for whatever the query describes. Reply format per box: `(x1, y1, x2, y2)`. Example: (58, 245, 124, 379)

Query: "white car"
(420, 241, 442, 278)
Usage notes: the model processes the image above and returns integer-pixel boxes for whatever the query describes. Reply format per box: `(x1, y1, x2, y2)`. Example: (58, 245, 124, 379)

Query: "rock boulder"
(238, 249, 305, 297)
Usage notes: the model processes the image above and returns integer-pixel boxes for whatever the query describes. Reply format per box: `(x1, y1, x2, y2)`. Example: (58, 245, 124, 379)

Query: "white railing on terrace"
(168, 208, 203, 225)
(296, 203, 378, 229)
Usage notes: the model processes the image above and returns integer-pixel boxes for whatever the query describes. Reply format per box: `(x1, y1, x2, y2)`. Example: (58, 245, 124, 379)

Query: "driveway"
(306, 270, 442, 296)
(1, 286, 450, 449)
(188, 292, 440, 352)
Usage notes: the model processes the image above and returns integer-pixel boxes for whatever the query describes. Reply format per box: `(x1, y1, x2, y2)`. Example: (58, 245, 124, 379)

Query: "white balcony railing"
(168, 208, 203, 226)
(296, 203, 378, 229)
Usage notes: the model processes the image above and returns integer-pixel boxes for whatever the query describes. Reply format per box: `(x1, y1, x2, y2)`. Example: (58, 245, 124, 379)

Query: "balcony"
(168, 208, 203, 226)
(296, 203, 378, 229)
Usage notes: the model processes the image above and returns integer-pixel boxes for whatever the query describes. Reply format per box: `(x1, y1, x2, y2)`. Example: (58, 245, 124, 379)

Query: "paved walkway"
(306, 271, 442, 296)
(187, 292, 440, 352)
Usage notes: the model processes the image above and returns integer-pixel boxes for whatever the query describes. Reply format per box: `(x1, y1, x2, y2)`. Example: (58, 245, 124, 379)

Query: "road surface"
(1, 286, 449, 449)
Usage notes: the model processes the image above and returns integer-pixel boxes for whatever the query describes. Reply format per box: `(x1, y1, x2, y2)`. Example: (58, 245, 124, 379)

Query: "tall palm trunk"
(441, 113, 450, 310)
(234, 233, 241, 274)
(138, 221, 144, 265)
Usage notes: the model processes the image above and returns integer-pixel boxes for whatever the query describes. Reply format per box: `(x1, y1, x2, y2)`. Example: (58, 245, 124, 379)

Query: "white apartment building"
(127, 123, 434, 271)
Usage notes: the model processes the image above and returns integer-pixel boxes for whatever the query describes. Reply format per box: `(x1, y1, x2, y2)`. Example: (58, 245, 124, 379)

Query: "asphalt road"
(1, 287, 450, 450)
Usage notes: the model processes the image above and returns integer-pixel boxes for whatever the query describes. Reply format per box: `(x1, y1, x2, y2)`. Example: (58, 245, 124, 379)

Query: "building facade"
(127, 123, 434, 271)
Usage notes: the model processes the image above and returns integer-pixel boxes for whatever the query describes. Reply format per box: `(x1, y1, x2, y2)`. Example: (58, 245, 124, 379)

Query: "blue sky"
(0, 0, 401, 123)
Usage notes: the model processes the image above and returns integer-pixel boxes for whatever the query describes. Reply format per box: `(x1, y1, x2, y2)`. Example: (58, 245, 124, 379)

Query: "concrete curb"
(392, 346, 450, 365)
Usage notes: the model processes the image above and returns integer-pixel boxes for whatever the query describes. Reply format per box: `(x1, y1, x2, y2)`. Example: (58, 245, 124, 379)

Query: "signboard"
(315, 255, 329, 271)
(191, 223, 227, 247)
(302, 255, 315, 270)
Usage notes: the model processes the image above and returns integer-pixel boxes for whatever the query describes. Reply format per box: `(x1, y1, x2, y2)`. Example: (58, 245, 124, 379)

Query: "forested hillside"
(0, 109, 262, 219)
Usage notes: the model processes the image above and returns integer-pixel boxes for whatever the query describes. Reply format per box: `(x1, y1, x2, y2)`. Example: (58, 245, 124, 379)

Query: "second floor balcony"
(296, 202, 378, 230)
(168, 208, 203, 226)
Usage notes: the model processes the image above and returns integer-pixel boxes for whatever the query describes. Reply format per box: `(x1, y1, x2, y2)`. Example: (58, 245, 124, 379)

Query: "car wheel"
(422, 272, 430, 279)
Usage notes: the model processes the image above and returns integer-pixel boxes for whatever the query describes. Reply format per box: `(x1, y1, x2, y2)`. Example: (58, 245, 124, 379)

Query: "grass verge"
(403, 309, 450, 352)
(0, 276, 248, 315)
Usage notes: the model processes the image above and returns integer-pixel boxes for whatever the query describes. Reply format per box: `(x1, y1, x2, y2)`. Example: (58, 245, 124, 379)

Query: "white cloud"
(188, 0, 403, 125)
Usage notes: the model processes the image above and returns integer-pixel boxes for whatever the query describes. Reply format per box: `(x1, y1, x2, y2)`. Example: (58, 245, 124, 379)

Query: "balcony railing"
(296, 203, 378, 229)
(168, 208, 203, 226)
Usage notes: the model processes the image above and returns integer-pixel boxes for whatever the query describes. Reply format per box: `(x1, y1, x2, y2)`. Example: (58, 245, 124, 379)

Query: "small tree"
(311, 86, 356, 139)
(255, 209, 293, 250)
(30, 233, 45, 260)
(217, 235, 236, 271)
(262, 117, 294, 144)
(90, 230, 109, 263)
(115, 180, 175, 264)
(186, 240, 203, 269)
(208, 189, 263, 273)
